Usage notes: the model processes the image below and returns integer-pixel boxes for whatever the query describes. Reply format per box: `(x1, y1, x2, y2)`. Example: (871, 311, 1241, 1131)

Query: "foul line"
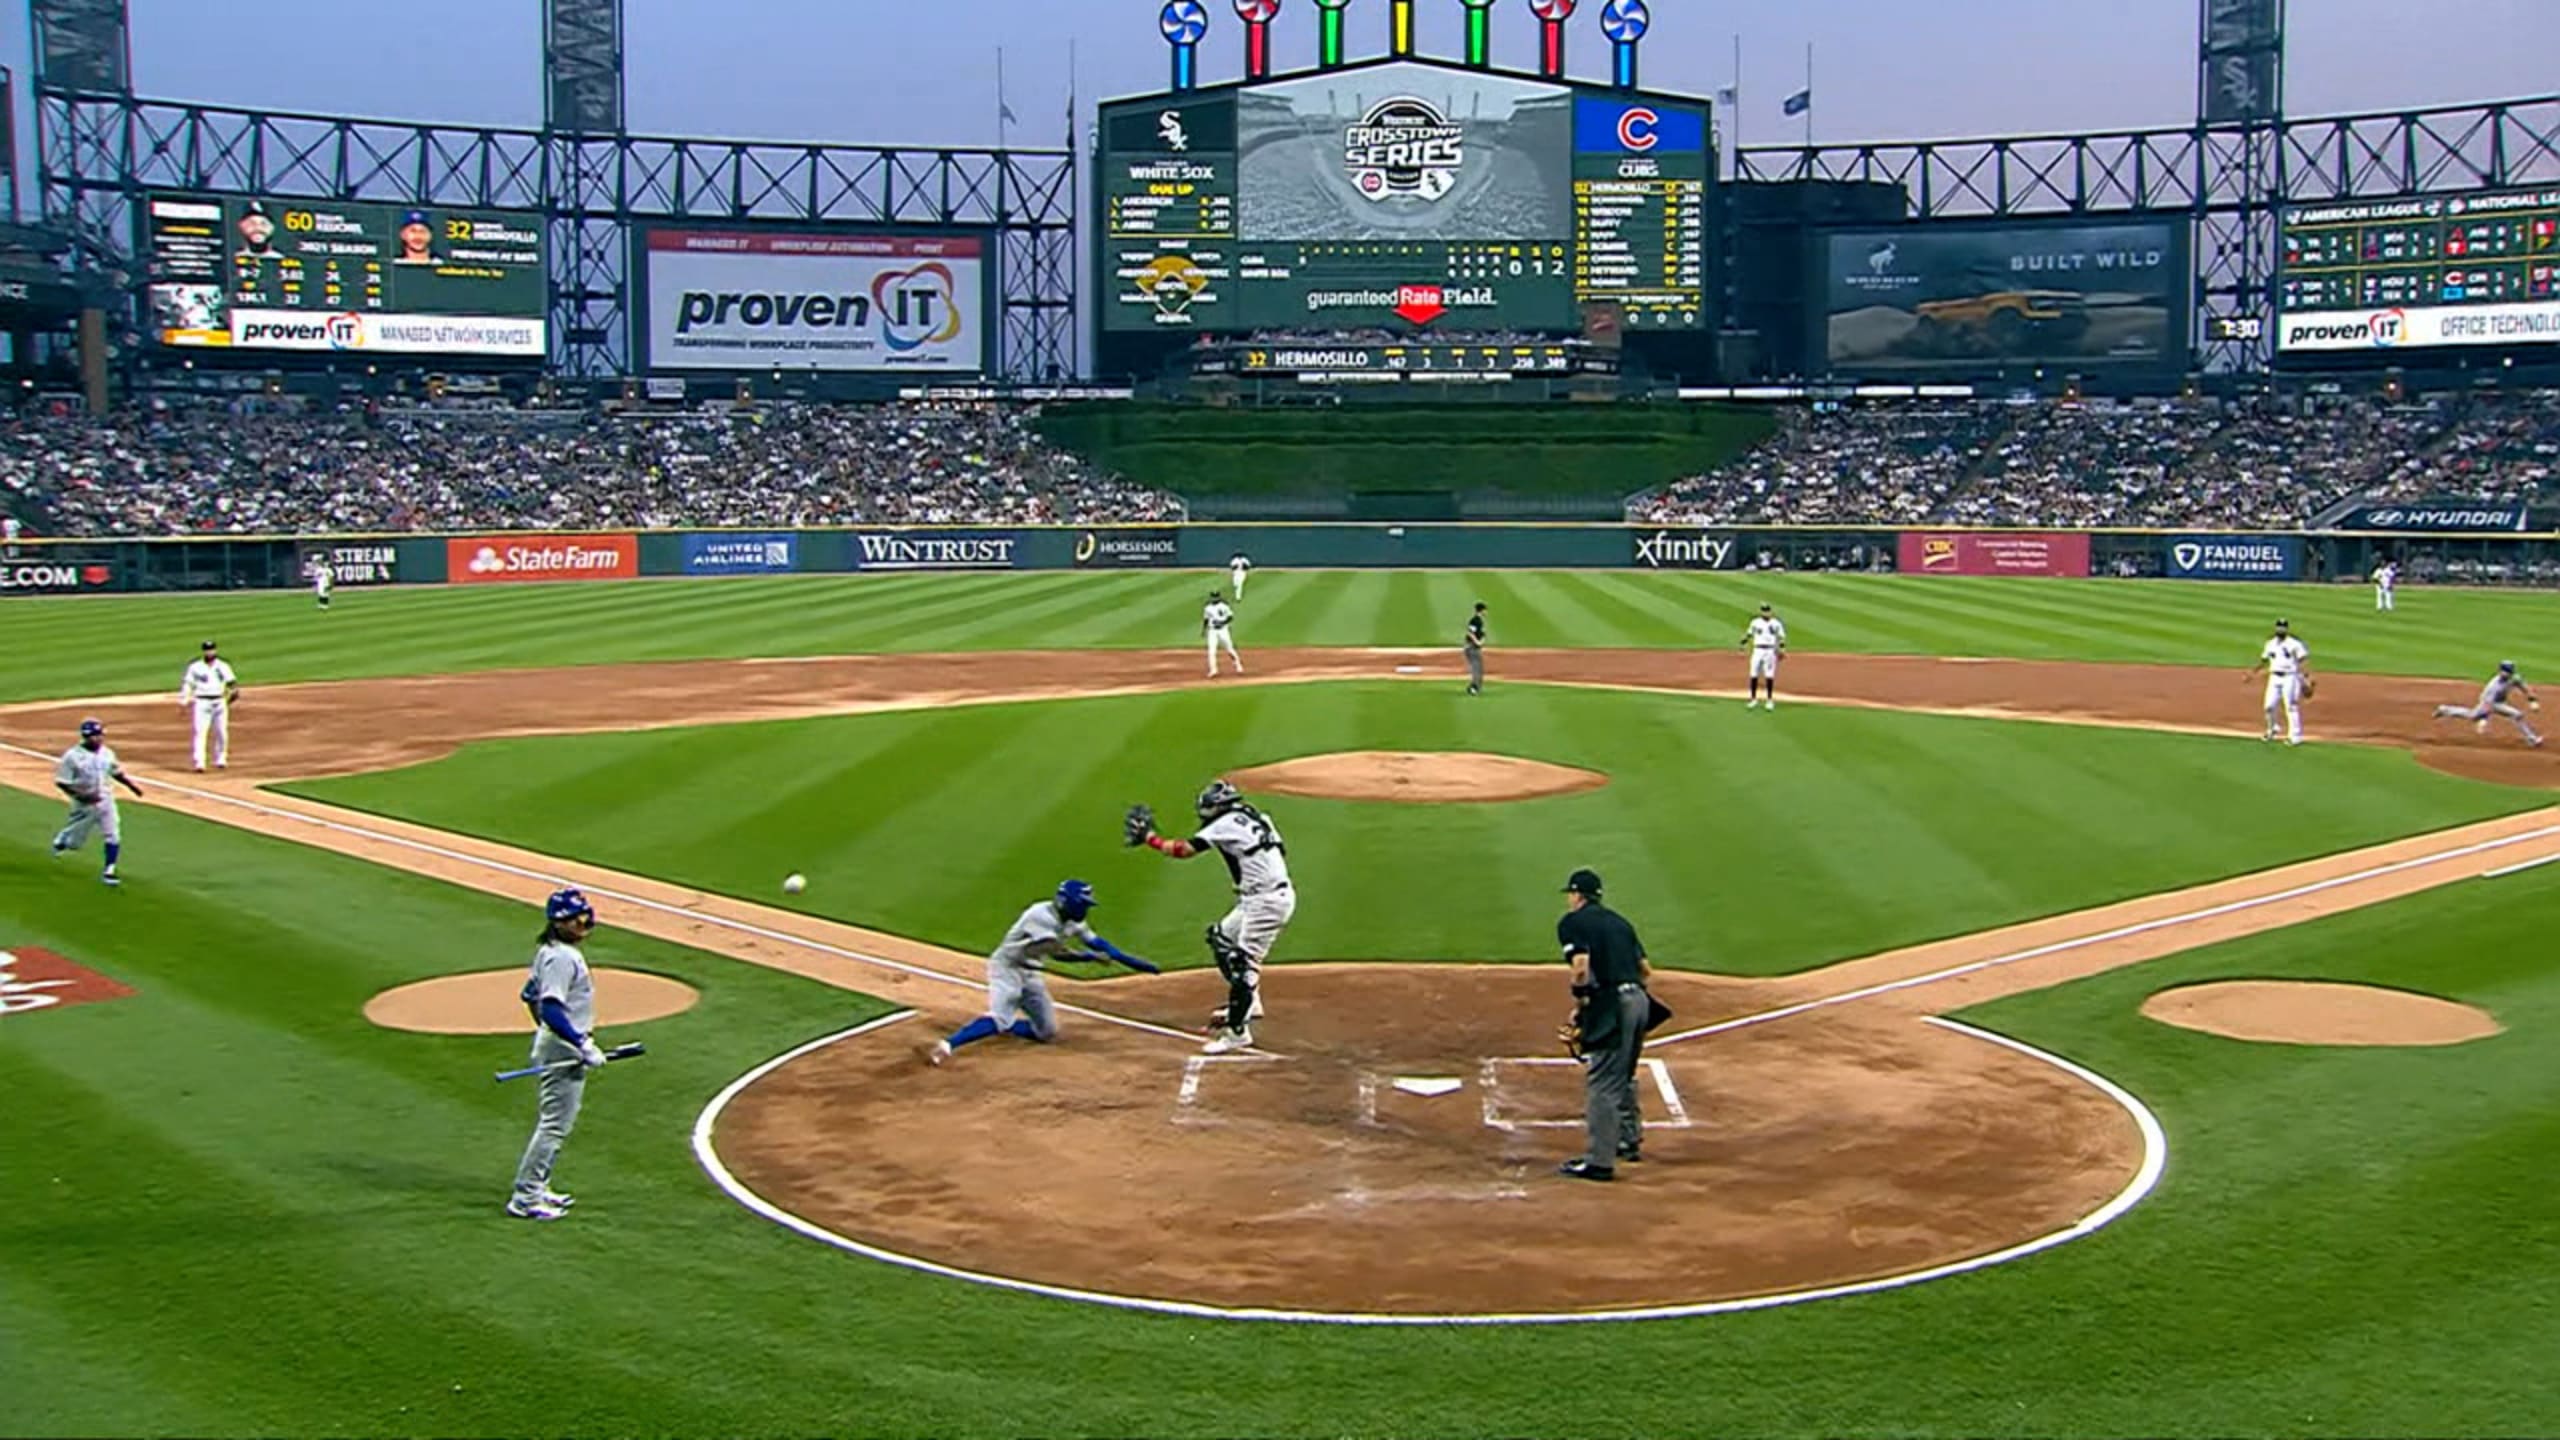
(2485, 852, 2560, 880)
(690, 1012, 2168, 1326)
(1647, 820, 2560, 1051)
(0, 744, 1206, 1049)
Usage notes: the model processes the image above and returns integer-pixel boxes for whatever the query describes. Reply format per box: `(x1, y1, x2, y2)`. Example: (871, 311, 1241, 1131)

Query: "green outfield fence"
(3, 523, 2556, 596)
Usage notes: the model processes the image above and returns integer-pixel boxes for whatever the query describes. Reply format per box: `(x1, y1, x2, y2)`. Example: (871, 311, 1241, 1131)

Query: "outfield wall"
(5, 525, 2556, 594)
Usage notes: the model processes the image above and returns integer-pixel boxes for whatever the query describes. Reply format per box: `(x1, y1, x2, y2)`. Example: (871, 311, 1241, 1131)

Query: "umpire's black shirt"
(1559, 902, 1646, 988)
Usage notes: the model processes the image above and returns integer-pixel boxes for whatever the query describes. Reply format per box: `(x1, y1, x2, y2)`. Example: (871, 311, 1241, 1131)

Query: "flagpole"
(1803, 41, 1814, 148)
(997, 46, 1010, 149)
(1731, 33, 1743, 179)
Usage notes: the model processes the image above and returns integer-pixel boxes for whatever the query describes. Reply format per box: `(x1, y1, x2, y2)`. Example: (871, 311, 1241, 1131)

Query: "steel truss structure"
(1740, 94, 2560, 372)
(34, 91, 1076, 381)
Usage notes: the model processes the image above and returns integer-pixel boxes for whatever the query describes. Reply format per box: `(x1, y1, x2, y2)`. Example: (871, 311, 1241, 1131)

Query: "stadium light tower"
(1235, 0, 1281, 80)
(1526, 0, 1575, 81)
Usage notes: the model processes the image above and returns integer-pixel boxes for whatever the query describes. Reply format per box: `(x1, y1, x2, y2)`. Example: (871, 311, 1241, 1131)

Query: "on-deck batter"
(507, 888, 611, 1221)
(50, 718, 145, 887)
(179, 639, 239, 772)
(1135, 779, 1295, 1054)
(1743, 604, 1787, 710)
(2433, 661, 2543, 746)
(1203, 591, 1243, 677)
(923, 879, 1159, 1066)
(2244, 618, 2310, 746)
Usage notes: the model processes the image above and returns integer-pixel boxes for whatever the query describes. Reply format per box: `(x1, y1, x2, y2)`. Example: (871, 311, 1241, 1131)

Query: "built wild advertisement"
(1820, 218, 2189, 375)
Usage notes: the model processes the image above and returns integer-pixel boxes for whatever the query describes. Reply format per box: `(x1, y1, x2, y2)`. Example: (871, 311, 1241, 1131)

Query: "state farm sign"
(446, 534, 639, 585)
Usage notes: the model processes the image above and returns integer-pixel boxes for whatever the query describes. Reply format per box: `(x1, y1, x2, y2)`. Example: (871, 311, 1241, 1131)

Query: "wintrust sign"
(446, 535, 639, 584)
(850, 531, 1019, 571)
(643, 230, 985, 372)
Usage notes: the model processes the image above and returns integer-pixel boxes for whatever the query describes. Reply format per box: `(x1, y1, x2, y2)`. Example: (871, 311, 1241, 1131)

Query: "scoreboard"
(1101, 63, 1708, 336)
(2277, 187, 2560, 353)
(145, 193, 547, 358)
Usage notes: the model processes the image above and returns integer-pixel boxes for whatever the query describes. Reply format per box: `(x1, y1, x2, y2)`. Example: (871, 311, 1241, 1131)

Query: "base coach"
(1554, 868, 1666, 1182)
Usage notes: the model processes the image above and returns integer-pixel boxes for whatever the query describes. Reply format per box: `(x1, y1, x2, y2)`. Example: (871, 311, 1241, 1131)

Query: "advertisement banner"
(0, 558, 117, 594)
(1898, 532, 2093, 577)
(2279, 301, 2560, 353)
(1820, 219, 2188, 375)
(2336, 503, 2530, 534)
(446, 534, 638, 585)
(1072, 529, 1180, 568)
(640, 230, 985, 373)
(1631, 529, 1743, 570)
(296, 541, 399, 586)
(681, 533, 799, 575)
(848, 531, 1019, 572)
(2166, 534, 2303, 581)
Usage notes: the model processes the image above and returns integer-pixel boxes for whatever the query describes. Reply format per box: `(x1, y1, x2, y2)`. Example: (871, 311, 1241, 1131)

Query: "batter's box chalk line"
(1480, 1057, 1693, 1131)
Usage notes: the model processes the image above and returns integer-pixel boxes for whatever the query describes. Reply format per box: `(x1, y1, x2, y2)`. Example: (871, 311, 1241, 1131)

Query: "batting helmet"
(546, 888, 595, 924)
(78, 718, 104, 739)
(2501, 660, 2518, 673)
(1056, 878, 1097, 920)
(1195, 779, 1242, 821)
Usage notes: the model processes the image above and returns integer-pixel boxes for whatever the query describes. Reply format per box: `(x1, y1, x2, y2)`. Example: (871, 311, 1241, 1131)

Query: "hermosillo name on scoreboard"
(1195, 341, 1612, 378)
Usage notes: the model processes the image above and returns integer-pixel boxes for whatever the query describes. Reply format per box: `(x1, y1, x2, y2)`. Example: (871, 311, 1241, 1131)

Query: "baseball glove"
(1122, 803, 1156, 848)
(2300, 677, 2318, 700)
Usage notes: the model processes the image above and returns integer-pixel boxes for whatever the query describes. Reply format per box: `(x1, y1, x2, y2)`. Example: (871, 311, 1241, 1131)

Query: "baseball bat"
(494, 1041, 647, 1083)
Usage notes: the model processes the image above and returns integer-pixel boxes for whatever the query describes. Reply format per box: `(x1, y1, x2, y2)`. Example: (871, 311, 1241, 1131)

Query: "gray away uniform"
(983, 899, 1098, 1041)
(510, 939, 594, 1207)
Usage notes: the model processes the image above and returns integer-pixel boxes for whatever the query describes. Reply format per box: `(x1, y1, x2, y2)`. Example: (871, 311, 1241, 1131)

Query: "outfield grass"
(284, 683, 2541, 975)
(9, 783, 2557, 1436)
(0, 570, 2550, 699)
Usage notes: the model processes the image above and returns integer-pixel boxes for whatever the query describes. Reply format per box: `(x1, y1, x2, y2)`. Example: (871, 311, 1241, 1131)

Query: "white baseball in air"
(782, 873, 807, 895)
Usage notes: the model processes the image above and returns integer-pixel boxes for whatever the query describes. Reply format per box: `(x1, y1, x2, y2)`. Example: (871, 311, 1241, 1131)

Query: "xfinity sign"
(1633, 530, 1741, 570)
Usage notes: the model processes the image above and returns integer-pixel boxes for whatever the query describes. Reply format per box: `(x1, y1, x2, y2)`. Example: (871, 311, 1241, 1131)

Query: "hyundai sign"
(2166, 534, 2302, 581)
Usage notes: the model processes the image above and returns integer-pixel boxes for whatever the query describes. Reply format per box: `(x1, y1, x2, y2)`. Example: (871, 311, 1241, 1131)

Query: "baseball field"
(5, 568, 2558, 1435)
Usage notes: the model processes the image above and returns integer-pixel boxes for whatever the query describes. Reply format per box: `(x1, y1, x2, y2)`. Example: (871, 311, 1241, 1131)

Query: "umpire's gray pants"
(1582, 984, 1649, 1166)
(1465, 645, 1485, 691)
(510, 1038, 586, 1205)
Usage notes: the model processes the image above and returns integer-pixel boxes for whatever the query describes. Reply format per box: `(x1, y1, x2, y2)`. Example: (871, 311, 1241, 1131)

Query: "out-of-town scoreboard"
(1100, 60, 1709, 334)
(2277, 187, 2560, 353)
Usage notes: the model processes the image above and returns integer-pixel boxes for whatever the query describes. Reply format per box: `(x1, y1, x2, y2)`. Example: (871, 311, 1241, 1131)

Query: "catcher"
(1126, 780, 1295, 1054)
(1553, 868, 1667, 1182)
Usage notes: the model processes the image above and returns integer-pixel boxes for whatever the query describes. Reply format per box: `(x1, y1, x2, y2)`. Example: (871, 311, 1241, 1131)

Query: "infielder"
(1203, 590, 1243, 677)
(508, 888, 611, 1222)
(2244, 618, 2311, 746)
(1228, 551, 1253, 599)
(51, 718, 144, 887)
(311, 557, 334, 610)
(1128, 780, 1295, 1054)
(1743, 603, 1787, 709)
(924, 879, 1159, 1066)
(179, 639, 239, 772)
(2372, 559, 2398, 613)
(2434, 661, 2543, 747)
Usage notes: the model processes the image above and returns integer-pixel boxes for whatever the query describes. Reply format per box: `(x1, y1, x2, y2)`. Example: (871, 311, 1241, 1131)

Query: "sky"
(4, 0, 2557, 183)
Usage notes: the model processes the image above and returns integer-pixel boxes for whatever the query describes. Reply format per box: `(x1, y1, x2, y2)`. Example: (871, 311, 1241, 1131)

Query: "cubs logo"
(1616, 106, 1660, 152)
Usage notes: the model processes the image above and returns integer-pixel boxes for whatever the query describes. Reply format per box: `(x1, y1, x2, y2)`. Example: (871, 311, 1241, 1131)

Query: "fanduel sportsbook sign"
(2167, 534, 2302, 581)
(849, 531, 1019, 572)
(1631, 530, 1741, 570)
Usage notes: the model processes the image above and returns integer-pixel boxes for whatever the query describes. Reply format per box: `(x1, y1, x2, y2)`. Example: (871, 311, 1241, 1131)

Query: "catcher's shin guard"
(1205, 924, 1255, 1031)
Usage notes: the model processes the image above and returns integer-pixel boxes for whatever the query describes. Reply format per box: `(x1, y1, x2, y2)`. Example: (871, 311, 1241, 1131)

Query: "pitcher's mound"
(2140, 980, 2499, 1047)
(365, 968, 700, 1034)
(1230, 750, 1606, 803)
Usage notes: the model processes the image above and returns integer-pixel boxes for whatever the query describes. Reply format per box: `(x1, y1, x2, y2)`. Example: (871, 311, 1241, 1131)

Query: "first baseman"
(924, 879, 1159, 1066)
(508, 888, 611, 1221)
(1203, 591, 1243, 677)
(1130, 780, 1295, 1054)
(2434, 661, 2543, 747)
(179, 639, 239, 772)
(51, 718, 144, 887)
(2244, 618, 2310, 745)
(1743, 603, 1787, 709)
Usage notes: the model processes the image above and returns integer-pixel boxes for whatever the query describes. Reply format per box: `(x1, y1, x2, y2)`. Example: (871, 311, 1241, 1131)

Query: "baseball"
(782, 873, 807, 895)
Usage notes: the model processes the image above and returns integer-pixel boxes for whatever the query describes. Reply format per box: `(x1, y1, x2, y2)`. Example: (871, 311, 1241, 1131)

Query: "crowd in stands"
(1631, 391, 2560, 529)
(0, 400, 1181, 536)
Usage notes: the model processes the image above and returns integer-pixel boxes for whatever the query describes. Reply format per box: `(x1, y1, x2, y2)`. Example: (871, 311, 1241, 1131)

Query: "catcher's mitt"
(1122, 803, 1156, 848)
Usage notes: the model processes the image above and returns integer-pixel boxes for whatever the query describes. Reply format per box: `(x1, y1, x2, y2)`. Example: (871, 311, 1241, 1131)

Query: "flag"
(1782, 89, 1811, 116)
(1000, 99, 1020, 125)
(1715, 86, 1737, 106)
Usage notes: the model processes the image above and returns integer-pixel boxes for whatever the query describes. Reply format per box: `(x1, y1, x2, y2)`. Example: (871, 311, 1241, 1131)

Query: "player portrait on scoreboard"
(395, 208, 439, 265)
(235, 202, 284, 262)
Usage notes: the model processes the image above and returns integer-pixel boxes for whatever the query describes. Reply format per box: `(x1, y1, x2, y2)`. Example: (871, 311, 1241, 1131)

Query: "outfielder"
(1229, 551, 1253, 599)
(1128, 780, 1295, 1054)
(924, 879, 1159, 1066)
(51, 718, 144, 887)
(2372, 559, 2398, 613)
(508, 888, 611, 1221)
(2433, 661, 2543, 747)
(2244, 618, 2310, 745)
(1203, 590, 1243, 677)
(1743, 603, 1787, 709)
(179, 639, 239, 772)
(311, 557, 334, 610)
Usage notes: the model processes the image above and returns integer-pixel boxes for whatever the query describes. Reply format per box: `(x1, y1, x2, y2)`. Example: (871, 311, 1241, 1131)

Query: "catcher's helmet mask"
(1195, 779, 1242, 822)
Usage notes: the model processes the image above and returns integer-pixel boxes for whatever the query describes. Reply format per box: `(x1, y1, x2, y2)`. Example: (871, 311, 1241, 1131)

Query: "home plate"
(1394, 665, 1425, 675)
(1393, 1076, 1463, 1097)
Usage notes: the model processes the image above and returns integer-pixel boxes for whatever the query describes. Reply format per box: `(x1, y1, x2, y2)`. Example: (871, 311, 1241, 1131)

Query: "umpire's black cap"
(1563, 868, 1604, 898)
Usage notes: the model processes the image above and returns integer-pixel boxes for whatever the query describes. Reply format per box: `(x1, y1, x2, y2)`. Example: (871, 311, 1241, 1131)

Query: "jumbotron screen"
(144, 193, 547, 358)
(2277, 187, 2560, 353)
(1099, 62, 1709, 334)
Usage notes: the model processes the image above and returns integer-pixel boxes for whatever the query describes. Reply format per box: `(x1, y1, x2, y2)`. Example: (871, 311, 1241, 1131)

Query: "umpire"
(1555, 868, 1654, 1182)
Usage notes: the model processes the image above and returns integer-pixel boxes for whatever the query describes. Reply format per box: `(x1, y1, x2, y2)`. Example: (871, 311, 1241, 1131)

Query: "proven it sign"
(641, 229, 985, 373)
(446, 535, 638, 584)
(2167, 534, 2302, 581)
